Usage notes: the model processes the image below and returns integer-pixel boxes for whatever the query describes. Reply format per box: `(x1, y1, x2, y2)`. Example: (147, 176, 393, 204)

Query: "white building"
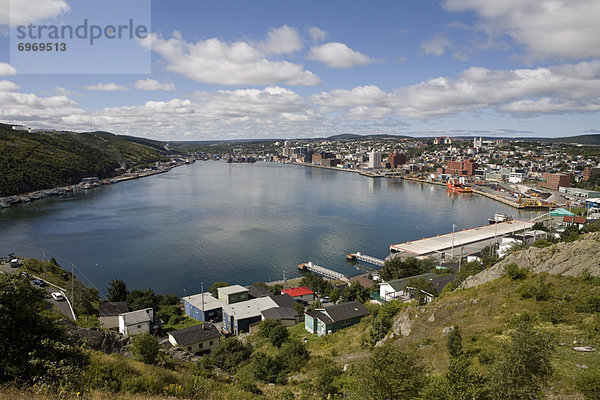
(118, 308, 154, 337)
(368, 151, 382, 169)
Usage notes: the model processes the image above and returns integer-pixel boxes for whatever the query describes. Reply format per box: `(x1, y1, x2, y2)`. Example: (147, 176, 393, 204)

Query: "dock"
(298, 262, 350, 283)
(389, 219, 534, 258)
(346, 252, 385, 267)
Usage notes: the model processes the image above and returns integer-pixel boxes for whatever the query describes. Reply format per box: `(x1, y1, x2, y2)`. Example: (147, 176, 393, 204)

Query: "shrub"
(278, 339, 310, 372)
(505, 263, 528, 280)
(575, 294, 600, 313)
(576, 369, 600, 400)
(249, 352, 281, 384)
(210, 337, 253, 373)
(517, 275, 552, 301)
(269, 324, 289, 348)
(131, 333, 159, 364)
(313, 360, 343, 399)
(258, 319, 280, 338)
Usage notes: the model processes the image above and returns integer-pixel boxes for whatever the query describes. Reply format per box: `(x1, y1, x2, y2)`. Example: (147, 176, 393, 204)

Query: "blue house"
(183, 292, 224, 323)
(305, 301, 369, 336)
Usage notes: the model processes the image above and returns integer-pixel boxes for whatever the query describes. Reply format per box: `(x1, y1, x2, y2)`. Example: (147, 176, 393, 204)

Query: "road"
(1, 260, 75, 320)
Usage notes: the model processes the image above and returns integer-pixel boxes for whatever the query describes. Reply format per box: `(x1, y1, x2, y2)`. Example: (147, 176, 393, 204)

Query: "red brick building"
(540, 172, 571, 190)
(583, 167, 600, 182)
(387, 152, 406, 168)
(446, 160, 477, 176)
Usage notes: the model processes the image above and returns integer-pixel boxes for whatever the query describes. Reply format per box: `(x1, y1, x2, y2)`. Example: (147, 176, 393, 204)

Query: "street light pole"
(451, 224, 457, 259)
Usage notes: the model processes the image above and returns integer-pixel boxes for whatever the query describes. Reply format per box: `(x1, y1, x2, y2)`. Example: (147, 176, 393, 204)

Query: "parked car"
(10, 258, 19, 268)
(21, 272, 31, 279)
(51, 292, 65, 301)
(33, 279, 48, 287)
(320, 296, 330, 303)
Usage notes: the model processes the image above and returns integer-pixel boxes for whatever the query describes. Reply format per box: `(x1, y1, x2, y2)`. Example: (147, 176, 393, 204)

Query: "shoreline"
(0, 161, 185, 208)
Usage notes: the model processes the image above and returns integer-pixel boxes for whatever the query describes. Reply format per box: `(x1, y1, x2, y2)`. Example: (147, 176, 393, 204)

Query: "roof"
(546, 193, 568, 205)
(183, 292, 224, 311)
(119, 308, 153, 325)
(550, 208, 575, 216)
(271, 294, 295, 308)
(323, 301, 369, 323)
(563, 216, 587, 224)
(99, 301, 129, 317)
(306, 309, 333, 324)
(247, 285, 272, 299)
(261, 307, 298, 320)
(383, 273, 437, 292)
(349, 275, 376, 289)
(282, 286, 315, 297)
(217, 285, 248, 296)
(168, 324, 220, 346)
(222, 296, 279, 320)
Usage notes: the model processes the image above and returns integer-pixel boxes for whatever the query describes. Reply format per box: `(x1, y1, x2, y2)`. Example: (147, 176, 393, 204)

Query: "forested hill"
(0, 124, 170, 196)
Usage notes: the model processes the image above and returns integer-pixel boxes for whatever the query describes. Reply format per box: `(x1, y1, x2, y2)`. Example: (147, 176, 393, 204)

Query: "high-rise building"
(541, 173, 571, 191)
(446, 159, 478, 176)
(583, 166, 600, 182)
(368, 151, 382, 169)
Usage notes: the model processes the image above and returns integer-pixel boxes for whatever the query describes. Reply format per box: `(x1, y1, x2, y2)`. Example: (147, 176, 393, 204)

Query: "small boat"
(489, 213, 513, 224)
(447, 180, 472, 193)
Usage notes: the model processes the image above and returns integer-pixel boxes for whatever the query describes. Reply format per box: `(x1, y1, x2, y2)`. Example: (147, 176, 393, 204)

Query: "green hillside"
(551, 134, 600, 146)
(0, 124, 169, 196)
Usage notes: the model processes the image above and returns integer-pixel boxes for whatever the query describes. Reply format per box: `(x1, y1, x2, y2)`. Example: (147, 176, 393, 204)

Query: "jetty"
(298, 262, 350, 283)
(389, 219, 534, 258)
(346, 252, 385, 267)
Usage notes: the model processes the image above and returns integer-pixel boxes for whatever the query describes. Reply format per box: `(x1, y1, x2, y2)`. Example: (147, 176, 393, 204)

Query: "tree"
(131, 333, 159, 364)
(269, 324, 289, 348)
(353, 343, 426, 399)
(330, 288, 340, 304)
(210, 337, 253, 373)
(314, 360, 343, 399)
(258, 319, 280, 338)
(341, 281, 371, 303)
(292, 301, 305, 317)
(107, 279, 128, 302)
(381, 257, 428, 281)
(127, 288, 157, 310)
(208, 281, 229, 297)
(249, 352, 281, 384)
(0, 274, 87, 386)
(488, 317, 554, 400)
(446, 326, 463, 358)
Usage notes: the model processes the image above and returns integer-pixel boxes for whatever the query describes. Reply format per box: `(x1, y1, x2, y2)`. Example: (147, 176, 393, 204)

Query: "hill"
(0, 124, 170, 196)
(326, 133, 410, 140)
(551, 134, 600, 146)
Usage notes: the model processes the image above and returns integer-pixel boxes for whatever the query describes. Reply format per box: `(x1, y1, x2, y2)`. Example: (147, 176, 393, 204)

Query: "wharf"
(389, 219, 534, 257)
(299, 262, 350, 283)
(347, 252, 385, 267)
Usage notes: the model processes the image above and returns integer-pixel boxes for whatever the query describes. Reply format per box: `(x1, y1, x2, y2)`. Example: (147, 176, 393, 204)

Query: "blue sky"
(0, 0, 599, 140)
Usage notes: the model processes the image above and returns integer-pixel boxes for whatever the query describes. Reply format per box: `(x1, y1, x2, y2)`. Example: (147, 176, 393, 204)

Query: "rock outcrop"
(58, 319, 130, 354)
(460, 232, 600, 289)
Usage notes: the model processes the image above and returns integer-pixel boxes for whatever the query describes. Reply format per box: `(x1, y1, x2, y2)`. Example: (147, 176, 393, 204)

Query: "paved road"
(1, 261, 74, 320)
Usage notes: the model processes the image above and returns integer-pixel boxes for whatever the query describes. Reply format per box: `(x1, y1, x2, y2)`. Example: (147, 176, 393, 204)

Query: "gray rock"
(427, 313, 435, 323)
(58, 319, 129, 354)
(442, 326, 455, 336)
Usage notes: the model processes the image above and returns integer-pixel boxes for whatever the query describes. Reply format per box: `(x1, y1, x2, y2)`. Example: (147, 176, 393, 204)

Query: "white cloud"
(0, 80, 19, 92)
(308, 26, 327, 42)
(442, 0, 600, 60)
(311, 85, 393, 107)
(0, 62, 17, 76)
(308, 42, 373, 68)
(258, 25, 303, 54)
(421, 35, 451, 56)
(141, 30, 320, 86)
(83, 83, 129, 92)
(0, 0, 70, 25)
(134, 79, 175, 91)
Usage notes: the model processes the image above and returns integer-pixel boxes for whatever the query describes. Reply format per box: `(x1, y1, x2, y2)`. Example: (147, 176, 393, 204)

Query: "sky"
(0, 0, 599, 141)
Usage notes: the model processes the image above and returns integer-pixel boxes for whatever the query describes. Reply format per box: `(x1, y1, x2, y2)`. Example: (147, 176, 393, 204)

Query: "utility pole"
(201, 281, 205, 328)
(43, 249, 47, 281)
(459, 245, 463, 272)
(451, 224, 457, 259)
(71, 264, 75, 307)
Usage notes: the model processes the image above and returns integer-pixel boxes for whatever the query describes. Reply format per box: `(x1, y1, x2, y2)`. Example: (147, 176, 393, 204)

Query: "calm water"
(0, 162, 536, 295)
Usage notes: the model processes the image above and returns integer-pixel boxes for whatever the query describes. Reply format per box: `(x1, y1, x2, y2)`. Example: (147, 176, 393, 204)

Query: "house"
(305, 301, 369, 336)
(183, 292, 223, 323)
(168, 324, 220, 354)
(118, 308, 154, 337)
(99, 301, 129, 329)
(247, 284, 272, 299)
(563, 215, 587, 228)
(378, 273, 438, 303)
(261, 307, 300, 327)
(222, 296, 279, 335)
(282, 286, 315, 302)
(217, 285, 249, 304)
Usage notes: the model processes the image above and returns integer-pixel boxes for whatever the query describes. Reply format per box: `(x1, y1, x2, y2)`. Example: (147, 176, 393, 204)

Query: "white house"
(118, 308, 154, 337)
(168, 324, 221, 354)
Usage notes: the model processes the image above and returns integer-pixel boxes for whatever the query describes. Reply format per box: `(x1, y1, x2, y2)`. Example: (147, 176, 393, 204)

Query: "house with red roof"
(282, 286, 315, 302)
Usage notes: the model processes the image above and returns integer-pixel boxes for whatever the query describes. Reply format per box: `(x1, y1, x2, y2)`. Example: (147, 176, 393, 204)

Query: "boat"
(489, 213, 513, 224)
(447, 180, 473, 193)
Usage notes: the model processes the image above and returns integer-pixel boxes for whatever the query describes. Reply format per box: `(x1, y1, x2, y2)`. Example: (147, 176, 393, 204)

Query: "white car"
(51, 292, 65, 301)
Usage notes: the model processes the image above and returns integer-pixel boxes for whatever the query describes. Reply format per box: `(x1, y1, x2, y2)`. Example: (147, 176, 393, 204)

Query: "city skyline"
(1, 0, 599, 140)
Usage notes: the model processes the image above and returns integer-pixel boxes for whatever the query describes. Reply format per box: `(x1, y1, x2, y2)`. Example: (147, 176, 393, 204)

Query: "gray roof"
(306, 309, 333, 324)
(323, 301, 369, 323)
(99, 301, 129, 317)
(217, 285, 248, 296)
(183, 292, 224, 311)
(119, 308, 153, 325)
(248, 285, 272, 299)
(384, 273, 437, 291)
(222, 296, 279, 320)
(271, 293, 295, 308)
(168, 324, 220, 346)
(261, 307, 298, 320)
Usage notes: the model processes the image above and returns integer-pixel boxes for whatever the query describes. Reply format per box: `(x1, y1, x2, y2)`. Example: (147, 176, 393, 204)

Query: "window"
(209, 340, 214, 346)
(342, 319, 351, 325)
(187, 346, 192, 351)
(199, 343, 203, 349)
(137, 324, 141, 329)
